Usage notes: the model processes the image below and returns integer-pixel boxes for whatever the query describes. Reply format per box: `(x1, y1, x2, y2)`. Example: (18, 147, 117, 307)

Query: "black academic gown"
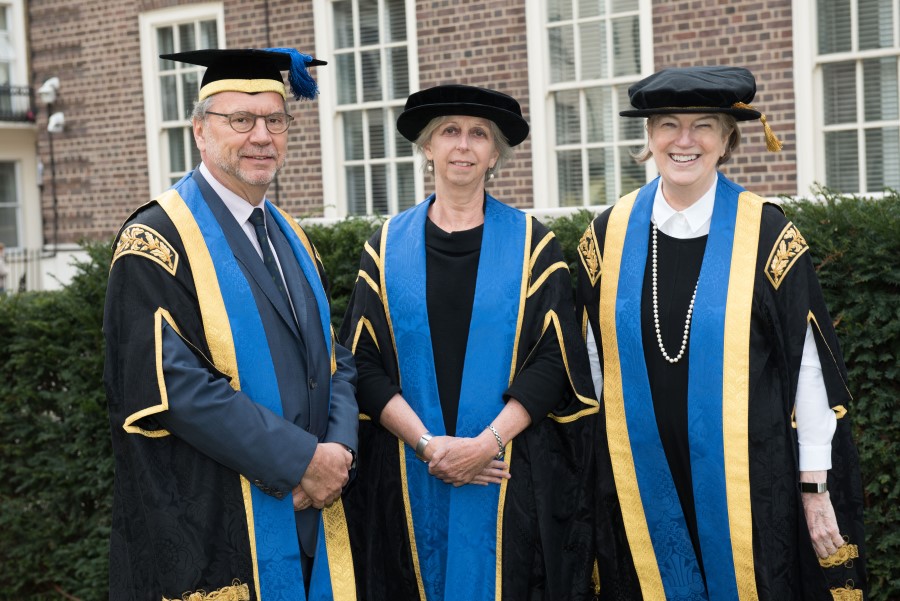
(103, 169, 358, 600)
(576, 187, 867, 600)
(340, 209, 600, 601)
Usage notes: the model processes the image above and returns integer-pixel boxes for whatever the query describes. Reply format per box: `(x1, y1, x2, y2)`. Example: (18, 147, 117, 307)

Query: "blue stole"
(159, 173, 341, 600)
(605, 173, 760, 600)
(383, 195, 526, 601)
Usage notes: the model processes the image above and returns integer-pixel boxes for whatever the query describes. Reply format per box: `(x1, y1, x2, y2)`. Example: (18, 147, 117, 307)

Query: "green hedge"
(0, 243, 113, 600)
(0, 194, 895, 599)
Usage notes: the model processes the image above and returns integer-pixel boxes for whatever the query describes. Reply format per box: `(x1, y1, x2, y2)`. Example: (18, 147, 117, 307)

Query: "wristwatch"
(799, 481, 828, 493)
(415, 432, 433, 462)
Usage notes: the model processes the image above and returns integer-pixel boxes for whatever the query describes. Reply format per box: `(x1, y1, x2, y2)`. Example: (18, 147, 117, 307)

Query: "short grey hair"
(632, 113, 741, 166)
(413, 115, 514, 179)
(191, 97, 216, 122)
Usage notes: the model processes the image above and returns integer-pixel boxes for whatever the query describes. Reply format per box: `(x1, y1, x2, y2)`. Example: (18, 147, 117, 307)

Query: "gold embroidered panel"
(113, 225, 178, 276)
(578, 225, 602, 287)
(162, 579, 250, 601)
(765, 221, 808, 290)
(819, 543, 859, 569)
(830, 584, 863, 601)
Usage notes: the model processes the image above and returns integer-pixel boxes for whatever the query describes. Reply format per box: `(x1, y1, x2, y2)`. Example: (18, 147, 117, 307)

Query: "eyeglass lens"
(209, 111, 293, 134)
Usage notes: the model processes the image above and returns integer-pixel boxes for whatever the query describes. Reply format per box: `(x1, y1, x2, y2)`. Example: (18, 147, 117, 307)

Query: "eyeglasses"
(205, 111, 294, 134)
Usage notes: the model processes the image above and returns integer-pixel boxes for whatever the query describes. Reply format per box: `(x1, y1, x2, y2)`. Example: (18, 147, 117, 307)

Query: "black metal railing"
(0, 85, 37, 123)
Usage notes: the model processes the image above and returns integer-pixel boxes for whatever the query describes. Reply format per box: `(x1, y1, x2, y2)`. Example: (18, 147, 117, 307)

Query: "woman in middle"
(340, 84, 600, 601)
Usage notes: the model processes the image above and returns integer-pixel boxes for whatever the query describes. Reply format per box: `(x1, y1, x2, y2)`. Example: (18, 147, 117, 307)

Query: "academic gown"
(103, 170, 358, 600)
(576, 174, 867, 600)
(339, 196, 601, 601)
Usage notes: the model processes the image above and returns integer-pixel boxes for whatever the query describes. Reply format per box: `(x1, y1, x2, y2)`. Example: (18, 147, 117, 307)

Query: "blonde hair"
(632, 113, 741, 166)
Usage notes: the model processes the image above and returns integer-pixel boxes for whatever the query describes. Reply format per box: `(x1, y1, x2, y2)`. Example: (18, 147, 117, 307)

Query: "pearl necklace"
(651, 224, 698, 364)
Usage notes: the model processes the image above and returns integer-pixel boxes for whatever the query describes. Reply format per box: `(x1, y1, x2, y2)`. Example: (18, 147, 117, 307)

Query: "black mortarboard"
(621, 66, 782, 151)
(160, 48, 326, 102)
(397, 84, 530, 146)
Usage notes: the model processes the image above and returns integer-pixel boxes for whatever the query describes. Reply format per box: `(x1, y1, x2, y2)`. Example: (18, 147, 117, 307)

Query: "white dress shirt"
(586, 177, 835, 470)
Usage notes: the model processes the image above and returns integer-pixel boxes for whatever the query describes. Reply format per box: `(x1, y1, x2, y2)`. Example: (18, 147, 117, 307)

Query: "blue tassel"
(266, 47, 318, 101)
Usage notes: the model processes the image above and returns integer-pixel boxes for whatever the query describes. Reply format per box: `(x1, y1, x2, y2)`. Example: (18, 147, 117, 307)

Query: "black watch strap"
(800, 481, 828, 493)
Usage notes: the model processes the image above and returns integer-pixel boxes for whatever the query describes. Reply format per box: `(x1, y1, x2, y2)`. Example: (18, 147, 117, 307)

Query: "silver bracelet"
(487, 425, 505, 460)
(415, 432, 433, 462)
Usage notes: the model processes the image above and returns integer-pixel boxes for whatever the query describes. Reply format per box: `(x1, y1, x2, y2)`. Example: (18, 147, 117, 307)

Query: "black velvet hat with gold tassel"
(620, 66, 783, 152)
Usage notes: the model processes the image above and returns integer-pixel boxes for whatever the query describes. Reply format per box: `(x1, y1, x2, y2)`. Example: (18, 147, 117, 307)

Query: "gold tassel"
(733, 101, 783, 152)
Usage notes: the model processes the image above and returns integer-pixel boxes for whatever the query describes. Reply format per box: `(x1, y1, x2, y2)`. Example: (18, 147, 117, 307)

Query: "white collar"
(651, 177, 717, 239)
(199, 162, 265, 226)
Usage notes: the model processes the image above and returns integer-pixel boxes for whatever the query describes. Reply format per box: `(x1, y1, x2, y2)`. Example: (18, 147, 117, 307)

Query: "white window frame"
(139, 4, 225, 199)
(526, 0, 654, 209)
(794, 0, 900, 195)
(314, 0, 420, 218)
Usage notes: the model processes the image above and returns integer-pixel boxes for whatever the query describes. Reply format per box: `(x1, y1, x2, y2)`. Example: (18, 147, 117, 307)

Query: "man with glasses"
(103, 48, 358, 600)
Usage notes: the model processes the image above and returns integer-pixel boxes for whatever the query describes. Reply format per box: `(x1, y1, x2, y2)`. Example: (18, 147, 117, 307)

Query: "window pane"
(558, 150, 583, 207)
(859, 0, 893, 50)
(168, 129, 186, 172)
(361, 49, 382, 102)
(0, 162, 17, 247)
(549, 25, 576, 83)
(334, 0, 354, 48)
(397, 162, 415, 210)
(579, 0, 601, 18)
(0, 7, 7, 30)
(555, 89, 581, 144)
(158, 28, 175, 65)
(344, 111, 364, 160)
(386, 0, 406, 42)
(588, 147, 614, 205)
(825, 130, 859, 191)
(199, 20, 218, 49)
(586, 87, 612, 143)
(346, 166, 367, 215)
(618, 85, 644, 140)
(865, 127, 900, 189)
(863, 57, 899, 121)
(190, 139, 201, 167)
(0, 206, 17, 248)
(388, 47, 409, 100)
(182, 71, 199, 117)
(612, 16, 640, 76)
(161, 75, 178, 120)
(620, 145, 645, 194)
(371, 164, 388, 214)
(179, 23, 197, 52)
(612, 0, 638, 11)
(336, 54, 357, 104)
(580, 21, 606, 80)
(369, 109, 387, 159)
(359, 0, 380, 46)
(823, 62, 857, 125)
(818, 0, 851, 54)
(548, 0, 573, 22)
(393, 107, 413, 157)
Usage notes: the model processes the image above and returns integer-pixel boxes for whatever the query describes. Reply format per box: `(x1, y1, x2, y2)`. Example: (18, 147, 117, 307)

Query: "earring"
(427, 161, 434, 172)
(488, 168, 495, 180)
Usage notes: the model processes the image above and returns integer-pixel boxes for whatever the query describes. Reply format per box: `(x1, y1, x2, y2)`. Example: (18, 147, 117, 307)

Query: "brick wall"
(30, 0, 150, 244)
(650, 0, 796, 197)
